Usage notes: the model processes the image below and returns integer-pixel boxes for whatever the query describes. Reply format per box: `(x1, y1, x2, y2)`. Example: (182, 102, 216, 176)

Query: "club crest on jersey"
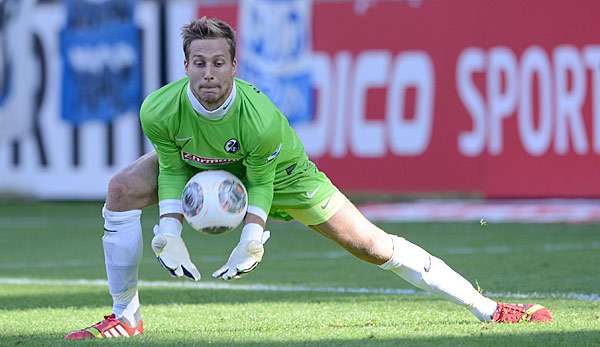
(182, 151, 239, 166)
(224, 138, 240, 153)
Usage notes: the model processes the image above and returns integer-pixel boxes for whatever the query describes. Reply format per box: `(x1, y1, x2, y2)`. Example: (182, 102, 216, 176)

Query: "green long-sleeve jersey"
(140, 77, 309, 216)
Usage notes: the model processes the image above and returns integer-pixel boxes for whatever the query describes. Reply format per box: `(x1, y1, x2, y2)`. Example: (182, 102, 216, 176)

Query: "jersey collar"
(187, 80, 237, 120)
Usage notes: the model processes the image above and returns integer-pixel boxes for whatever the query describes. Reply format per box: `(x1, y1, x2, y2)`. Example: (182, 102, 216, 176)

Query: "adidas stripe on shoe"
(64, 314, 143, 340)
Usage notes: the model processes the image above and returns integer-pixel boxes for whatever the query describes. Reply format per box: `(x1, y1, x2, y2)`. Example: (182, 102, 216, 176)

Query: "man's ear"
(232, 58, 237, 76)
(184, 59, 190, 76)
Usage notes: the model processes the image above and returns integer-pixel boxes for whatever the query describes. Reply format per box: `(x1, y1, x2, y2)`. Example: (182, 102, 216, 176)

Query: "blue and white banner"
(0, 0, 162, 199)
(60, 0, 142, 124)
(238, 0, 313, 125)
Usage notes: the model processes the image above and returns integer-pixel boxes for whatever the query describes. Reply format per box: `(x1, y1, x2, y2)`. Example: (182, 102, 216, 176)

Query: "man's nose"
(203, 66, 214, 80)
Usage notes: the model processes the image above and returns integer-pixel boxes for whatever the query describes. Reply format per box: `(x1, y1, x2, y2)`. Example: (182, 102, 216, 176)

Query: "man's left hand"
(212, 230, 270, 280)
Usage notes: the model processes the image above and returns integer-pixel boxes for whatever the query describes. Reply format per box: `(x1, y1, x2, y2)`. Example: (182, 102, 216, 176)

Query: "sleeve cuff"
(247, 205, 268, 222)
(159, 199, 183, 216)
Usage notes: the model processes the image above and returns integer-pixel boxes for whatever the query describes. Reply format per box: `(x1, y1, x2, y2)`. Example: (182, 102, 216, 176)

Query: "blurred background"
(2, 0, 600, 222)
(2, 3, 599, 344)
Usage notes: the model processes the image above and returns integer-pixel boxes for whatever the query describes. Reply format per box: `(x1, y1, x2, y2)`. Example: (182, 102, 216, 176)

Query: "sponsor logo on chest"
(177, 136, 242, 166)
(181, 151, 240, 166)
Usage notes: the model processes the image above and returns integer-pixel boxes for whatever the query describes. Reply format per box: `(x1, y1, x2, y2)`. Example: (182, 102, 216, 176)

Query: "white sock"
(102, 205, 143, 326)
(379, 235, 497, 321)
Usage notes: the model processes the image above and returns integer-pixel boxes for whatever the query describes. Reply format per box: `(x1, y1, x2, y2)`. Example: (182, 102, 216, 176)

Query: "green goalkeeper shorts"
(282, 190, 347, 226)
(269, 161, 347, 226)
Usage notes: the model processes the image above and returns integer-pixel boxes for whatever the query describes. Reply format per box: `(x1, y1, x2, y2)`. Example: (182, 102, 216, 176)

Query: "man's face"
(185, 38, 237, 111)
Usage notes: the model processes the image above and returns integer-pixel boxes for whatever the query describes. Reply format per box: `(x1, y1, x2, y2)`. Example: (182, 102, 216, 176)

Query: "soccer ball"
(181, 170, 247, 235)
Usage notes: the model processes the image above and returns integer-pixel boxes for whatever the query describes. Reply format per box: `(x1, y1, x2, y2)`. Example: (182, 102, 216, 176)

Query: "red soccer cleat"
(64, 314, 143, 340)
(492, 303, 553, 323)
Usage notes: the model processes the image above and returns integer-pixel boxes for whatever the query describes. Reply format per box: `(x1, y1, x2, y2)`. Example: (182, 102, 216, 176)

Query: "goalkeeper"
(65, 17, 552, 340)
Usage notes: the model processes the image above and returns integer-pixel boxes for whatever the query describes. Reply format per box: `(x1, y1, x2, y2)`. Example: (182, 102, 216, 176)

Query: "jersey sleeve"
(242, 116, 283, 219)
(140, 101, 195, 204)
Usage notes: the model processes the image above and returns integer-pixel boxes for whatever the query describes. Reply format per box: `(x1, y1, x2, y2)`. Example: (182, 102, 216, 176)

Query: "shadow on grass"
(0, 285, 440, 310)
(2, 331, 600, 347)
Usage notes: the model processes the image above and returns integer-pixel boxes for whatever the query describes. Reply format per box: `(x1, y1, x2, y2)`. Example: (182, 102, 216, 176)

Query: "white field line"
(0, 251, 350, 270)
(2, 242, 599, 270)
(0, 277, 598, 302)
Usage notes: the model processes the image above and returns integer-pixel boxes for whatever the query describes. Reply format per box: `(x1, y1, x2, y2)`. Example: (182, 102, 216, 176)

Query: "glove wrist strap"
(159, 217, 183, 237)
(240, 223, 264, 242)
(159, 199, 184, 215)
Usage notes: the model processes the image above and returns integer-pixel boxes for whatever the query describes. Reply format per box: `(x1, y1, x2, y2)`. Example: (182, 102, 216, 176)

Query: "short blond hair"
(181, 16, 236, 61)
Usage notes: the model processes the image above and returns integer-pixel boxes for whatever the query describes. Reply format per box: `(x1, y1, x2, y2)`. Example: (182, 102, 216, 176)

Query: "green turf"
(1, 201, 599, 346)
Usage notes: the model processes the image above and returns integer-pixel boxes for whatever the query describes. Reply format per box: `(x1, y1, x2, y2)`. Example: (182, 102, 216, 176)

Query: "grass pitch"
(1, 201, 599, 346)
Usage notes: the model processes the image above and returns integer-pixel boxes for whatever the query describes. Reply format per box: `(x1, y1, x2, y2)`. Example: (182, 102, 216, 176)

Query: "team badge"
(224, 138, 240, 153)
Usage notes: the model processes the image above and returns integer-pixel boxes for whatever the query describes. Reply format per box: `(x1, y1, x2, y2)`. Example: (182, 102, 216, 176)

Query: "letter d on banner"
(0, 0, 37, 144)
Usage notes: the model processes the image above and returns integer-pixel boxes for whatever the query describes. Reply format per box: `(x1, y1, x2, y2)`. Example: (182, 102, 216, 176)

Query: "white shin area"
(379, 235, 497, 321)
(102, 205, 143, 326)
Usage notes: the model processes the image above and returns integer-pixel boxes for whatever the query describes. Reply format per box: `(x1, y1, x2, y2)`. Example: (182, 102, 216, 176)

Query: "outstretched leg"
(310, 194, 551, 323)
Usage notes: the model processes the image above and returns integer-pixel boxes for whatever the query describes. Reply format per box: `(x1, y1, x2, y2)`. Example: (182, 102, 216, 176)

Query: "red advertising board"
(198, 1, 600, 197)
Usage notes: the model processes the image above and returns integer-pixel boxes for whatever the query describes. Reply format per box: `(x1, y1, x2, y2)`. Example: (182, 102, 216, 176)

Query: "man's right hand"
(151, 217, 200, 281)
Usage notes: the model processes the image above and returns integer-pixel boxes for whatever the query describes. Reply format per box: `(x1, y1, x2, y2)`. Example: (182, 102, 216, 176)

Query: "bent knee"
(106, 173, 155, 211)
(107, 175, 134, 209)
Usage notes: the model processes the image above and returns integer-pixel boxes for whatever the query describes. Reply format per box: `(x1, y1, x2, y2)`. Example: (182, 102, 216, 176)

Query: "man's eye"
(194, 61, 205, 66)
(215, 61, 224, 67)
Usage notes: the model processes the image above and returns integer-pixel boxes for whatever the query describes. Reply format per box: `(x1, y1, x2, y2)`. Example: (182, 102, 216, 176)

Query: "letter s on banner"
(457, 48, 486, 157)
